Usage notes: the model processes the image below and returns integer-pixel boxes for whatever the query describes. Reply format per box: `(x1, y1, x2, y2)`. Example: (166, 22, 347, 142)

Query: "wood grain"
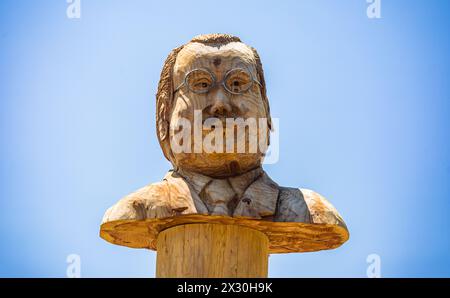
(156, 224, 268, 277)
(100, 213, 349, 254)
(100, 34, 350, 262)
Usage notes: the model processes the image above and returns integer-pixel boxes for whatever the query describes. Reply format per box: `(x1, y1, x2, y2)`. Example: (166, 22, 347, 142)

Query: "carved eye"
(192, 80, 211, 91)
(225, 69, 252, 94)
(186, 69, 214, 93)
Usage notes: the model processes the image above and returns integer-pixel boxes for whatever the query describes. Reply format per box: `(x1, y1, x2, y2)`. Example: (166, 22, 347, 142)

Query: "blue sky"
(0, 0, 449, 277)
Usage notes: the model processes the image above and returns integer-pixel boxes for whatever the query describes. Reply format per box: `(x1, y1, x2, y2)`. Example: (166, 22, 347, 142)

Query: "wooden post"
(156, 224, 269, 278)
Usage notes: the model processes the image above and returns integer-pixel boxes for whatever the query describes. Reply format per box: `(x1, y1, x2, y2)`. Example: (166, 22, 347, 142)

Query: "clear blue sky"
(1, 0, 449, 277)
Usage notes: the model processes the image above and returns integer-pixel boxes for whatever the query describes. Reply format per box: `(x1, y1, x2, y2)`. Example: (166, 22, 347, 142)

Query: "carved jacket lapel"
(233, 171, 279, 219)
(163, 170, 209, 215)
(163, 168, 279, 218)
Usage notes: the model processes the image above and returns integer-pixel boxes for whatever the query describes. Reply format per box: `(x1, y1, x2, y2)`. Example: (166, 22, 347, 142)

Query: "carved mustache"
(201, 106, 243, 125)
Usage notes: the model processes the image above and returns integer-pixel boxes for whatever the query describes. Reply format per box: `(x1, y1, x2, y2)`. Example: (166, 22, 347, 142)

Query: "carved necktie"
(200, 178, 237, 216)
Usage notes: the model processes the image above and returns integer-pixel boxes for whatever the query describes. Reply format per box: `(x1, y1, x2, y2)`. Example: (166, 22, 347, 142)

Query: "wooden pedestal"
(156, 224, 269, 278)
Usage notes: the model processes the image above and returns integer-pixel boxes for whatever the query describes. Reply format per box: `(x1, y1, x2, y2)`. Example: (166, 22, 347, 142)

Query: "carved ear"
(157, 102, 169, 141)
(251, 47, 272, 147)
(156, 45, 184, 160)
(156, 98, 175, 163)
(158, 120, 169, 141)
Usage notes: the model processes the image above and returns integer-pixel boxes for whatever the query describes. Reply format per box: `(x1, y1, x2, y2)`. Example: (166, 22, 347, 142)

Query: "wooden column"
(156, 224, 269, 278)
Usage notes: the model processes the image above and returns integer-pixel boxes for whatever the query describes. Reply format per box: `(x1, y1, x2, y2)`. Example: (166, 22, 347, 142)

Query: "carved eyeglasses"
(174, 68, 262, 95)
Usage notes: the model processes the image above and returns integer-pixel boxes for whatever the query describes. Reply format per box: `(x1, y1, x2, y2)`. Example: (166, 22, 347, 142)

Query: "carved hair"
(156, 34, 272, 163)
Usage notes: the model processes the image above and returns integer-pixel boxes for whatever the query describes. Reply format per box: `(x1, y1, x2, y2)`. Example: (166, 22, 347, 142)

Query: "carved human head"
(156, 34, 272, 178)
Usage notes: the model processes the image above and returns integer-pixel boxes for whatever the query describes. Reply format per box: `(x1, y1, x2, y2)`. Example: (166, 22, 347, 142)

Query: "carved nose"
(209, 90, 232, 116)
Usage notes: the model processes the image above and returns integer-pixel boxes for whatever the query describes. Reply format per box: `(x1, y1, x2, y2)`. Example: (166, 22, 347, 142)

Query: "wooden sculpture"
(100, 34, 349, 277)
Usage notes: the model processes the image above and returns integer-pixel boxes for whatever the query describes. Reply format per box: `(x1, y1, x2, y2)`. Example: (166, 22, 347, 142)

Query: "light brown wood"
(156, 34, 272, 178)
(156, 224, 268, 277)
(102, 33, 348, 235)
(100, 213, 348, 254)
(100, 34, 350, 277)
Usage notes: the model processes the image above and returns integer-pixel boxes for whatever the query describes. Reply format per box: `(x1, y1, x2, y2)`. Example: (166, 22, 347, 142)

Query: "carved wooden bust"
(100, 34, 349, 253)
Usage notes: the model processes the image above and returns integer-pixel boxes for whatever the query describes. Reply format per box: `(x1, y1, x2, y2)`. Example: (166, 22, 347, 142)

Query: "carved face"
(169, 42, 268, 178)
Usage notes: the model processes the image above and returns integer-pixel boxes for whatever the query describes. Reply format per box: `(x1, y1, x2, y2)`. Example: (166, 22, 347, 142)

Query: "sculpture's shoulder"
(275, 187, 347, 228)
(274, 186, 311, 223)
(101, 171, 198, 223)
(300, 189, 347, 228)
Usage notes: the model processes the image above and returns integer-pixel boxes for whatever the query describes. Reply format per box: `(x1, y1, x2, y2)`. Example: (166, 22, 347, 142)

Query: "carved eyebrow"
(229, 56, 257, 71)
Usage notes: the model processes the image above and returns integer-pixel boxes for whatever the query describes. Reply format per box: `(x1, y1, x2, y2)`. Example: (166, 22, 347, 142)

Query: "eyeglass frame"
(173, 67, 262, 95)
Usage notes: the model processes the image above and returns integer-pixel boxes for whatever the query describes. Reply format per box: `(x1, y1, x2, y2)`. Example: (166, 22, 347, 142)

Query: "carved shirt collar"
(165, 166, 280, 219)
(176, 167, 263, 199)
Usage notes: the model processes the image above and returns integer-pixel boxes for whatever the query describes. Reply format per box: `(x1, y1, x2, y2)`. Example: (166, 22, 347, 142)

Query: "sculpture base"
(156, 224, 268, 278)
(100, 214, 348, 253)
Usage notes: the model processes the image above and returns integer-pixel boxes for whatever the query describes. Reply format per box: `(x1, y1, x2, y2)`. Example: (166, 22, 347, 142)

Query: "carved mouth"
(202, 115, 238, 127)
(201, 108, 241, 125)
